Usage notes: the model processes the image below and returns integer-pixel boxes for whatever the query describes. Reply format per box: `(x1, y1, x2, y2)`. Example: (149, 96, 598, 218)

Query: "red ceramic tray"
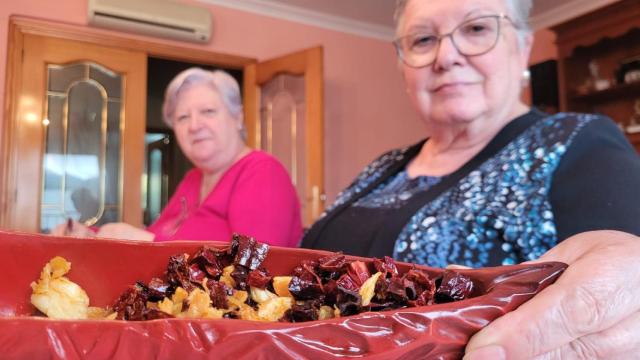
(0, 230, 566, 359)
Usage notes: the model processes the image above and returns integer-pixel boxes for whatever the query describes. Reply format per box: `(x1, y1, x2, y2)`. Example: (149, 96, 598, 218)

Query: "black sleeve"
(550, 116, 640, 240)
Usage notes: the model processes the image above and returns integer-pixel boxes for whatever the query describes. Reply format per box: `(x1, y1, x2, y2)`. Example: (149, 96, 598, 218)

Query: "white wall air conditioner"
(88, 0, 212, 43)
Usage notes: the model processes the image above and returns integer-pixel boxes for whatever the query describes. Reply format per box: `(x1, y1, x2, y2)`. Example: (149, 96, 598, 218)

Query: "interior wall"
(0, 1, 559, 204)
(0, 0, 424, 204)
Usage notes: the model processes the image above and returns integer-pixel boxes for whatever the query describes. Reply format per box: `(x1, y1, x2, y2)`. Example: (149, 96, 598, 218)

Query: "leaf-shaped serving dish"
(0, 230, 566, 359)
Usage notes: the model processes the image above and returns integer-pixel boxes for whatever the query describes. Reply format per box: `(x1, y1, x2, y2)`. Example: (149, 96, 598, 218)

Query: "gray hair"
(162, 68, 244, 132)
(394, 0, 533, 44)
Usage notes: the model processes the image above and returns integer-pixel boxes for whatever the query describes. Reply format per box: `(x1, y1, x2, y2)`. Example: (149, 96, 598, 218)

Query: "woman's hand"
(463, 230, 640, 359)
(96, 223, 154, 241)
(49, 220, 95, 238)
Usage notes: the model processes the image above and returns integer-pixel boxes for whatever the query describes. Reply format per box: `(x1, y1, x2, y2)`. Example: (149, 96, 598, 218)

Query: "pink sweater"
(148, 151, 302, 247)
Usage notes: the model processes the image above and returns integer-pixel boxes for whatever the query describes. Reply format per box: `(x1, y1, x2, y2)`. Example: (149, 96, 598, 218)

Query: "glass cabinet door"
(40, 63, 123, 232)
(3, 33, 146, 232)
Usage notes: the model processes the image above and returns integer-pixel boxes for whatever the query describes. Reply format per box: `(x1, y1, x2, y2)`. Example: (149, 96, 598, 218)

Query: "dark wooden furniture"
(552, 0, 640, 151)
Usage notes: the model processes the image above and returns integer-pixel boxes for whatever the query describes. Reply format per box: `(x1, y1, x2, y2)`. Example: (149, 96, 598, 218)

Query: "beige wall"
(0, 1, 558, 203)
(530, 29, 558, 64)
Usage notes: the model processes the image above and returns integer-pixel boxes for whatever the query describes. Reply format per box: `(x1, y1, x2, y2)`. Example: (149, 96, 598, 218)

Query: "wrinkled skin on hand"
(51, 221, 153, 241)
(50, 220, 95, 238)
(464, 230, 640, 360)
(96, 223, 154, 241)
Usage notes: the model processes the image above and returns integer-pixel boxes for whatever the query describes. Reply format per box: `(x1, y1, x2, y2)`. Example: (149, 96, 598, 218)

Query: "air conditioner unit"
(88, 0, 212, 43)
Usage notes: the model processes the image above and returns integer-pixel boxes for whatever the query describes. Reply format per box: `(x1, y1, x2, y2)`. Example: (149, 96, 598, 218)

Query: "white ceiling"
(200, 0, 621, 40)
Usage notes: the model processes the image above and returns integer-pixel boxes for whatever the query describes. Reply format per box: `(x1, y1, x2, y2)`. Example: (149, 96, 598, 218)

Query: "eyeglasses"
(393, 14, 514, 68)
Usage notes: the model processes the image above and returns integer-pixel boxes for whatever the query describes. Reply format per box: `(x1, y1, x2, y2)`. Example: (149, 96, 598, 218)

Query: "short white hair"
(162, 67, 243, 127)
(394, 0, 533, 44)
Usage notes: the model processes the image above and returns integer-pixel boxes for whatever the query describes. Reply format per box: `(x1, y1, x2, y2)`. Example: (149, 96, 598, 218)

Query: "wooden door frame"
(244, 47, 325, 225)
(0, 16, 257, 228)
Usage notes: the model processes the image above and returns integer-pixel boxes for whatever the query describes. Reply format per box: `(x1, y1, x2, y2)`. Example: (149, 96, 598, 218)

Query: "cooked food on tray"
(30, 256, 90, 319)
(31, 234, 474, 322)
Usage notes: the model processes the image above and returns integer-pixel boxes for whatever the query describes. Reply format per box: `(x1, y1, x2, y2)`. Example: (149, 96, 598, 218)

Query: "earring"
(521, 69, 531, 88)
(238, 121, 247, 140)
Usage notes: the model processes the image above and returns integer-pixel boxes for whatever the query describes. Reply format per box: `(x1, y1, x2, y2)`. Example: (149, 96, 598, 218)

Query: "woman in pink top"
(148, 150, 301, 246)
(52, 68, 302, 247)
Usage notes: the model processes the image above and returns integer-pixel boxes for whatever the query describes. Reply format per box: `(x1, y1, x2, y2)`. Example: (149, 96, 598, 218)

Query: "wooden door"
(2, 34, 146, 232)
(243, 47, 325, 227)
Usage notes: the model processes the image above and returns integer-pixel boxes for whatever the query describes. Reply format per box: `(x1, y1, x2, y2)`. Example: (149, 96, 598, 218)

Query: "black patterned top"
(302, 110, 640, 267)
(353, 171, 442, 209)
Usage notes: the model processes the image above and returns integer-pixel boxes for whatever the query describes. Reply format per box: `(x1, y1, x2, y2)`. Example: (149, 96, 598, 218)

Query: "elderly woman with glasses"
(53, 68, 302, 247)
(302, 0, 640, 358)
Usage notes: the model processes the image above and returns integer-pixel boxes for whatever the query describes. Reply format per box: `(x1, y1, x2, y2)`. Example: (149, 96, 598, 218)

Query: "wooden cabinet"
(552, 0, 640, 151)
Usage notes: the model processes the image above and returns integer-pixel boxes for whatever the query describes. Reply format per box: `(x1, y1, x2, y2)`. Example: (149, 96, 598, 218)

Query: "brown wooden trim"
(552, 0, 640, 58)
(9, 16, 257, 69)
(243, 63, 258, 149)
(255, 49, 309, 84)
(11, 34, 47, 230)
(0, 21, 24, 226)
(304, 47, 325, 222)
